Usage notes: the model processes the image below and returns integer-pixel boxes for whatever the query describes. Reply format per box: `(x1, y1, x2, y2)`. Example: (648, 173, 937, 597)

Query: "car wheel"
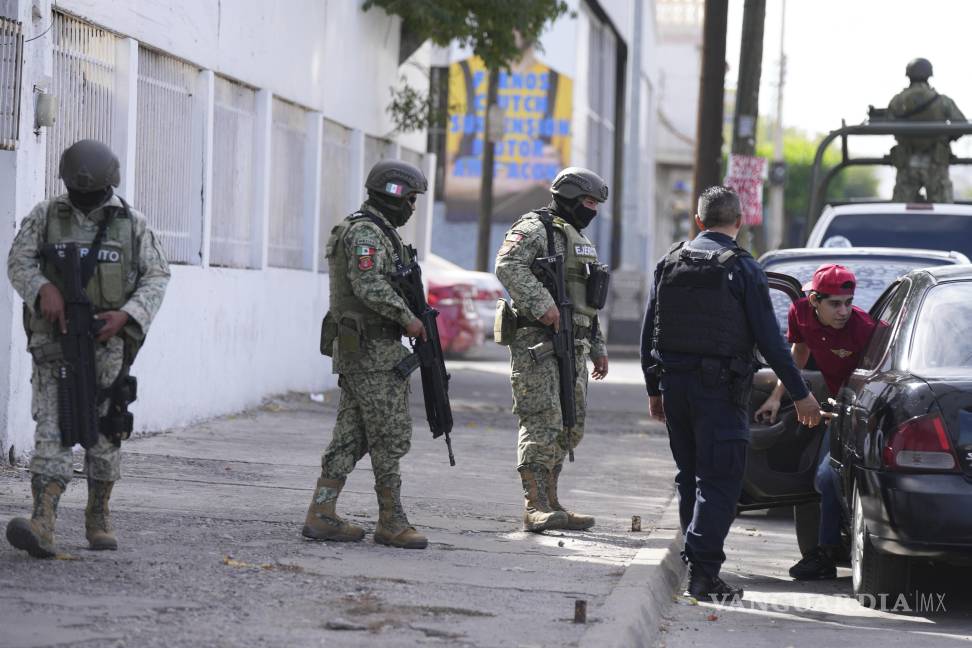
(794, 503, 820, 556)
(851, 482, 911, 607)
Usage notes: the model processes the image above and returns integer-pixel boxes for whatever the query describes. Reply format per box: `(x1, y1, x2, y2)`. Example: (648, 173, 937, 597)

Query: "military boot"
(5, 474, 65, 558)
(518, 464, 569, 532)
(302, 477, 366, 542)
(373, 476, 428, 549)
(548, 464, 595, 530)
(85, 479, 118, 550)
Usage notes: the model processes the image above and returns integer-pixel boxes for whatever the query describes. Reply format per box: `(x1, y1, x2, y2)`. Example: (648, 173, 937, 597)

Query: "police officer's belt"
(515, 315, 590, 339)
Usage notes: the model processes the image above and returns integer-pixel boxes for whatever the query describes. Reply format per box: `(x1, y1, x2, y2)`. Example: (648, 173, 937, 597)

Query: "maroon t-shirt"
(787, 298, 879, 396)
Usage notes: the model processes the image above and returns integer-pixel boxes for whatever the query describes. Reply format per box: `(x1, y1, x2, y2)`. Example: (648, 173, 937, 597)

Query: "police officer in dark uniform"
(640, 186, 822, 600)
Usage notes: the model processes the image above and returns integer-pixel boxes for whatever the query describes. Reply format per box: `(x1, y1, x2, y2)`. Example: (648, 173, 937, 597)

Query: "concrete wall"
(0, 0, 433, 460)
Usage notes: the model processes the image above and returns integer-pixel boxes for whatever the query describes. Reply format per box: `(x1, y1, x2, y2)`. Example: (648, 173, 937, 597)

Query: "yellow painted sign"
(444, 55, 573, 222)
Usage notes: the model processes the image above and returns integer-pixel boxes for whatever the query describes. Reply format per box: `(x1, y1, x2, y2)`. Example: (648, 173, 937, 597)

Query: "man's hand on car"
(794, 393, 822, 428)
(754, 395, 782, 424)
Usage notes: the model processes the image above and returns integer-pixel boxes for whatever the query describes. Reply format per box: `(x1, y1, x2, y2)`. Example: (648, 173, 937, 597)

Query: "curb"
(579, 495, 685, 648)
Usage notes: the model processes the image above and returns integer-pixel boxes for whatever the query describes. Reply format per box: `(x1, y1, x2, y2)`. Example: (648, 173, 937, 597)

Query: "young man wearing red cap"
(755, 263, 879, 580)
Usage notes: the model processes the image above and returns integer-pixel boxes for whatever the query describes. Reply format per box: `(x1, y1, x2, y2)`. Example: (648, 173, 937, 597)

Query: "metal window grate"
(269, 97, 309, 270)
(363, 134, 395, 173)
(135, 47, 199, 264)
(0, 18, 23, 151)
(318, 118, 352, 272)
(46, 12, 117, 198)
(210, 76, 257, 268)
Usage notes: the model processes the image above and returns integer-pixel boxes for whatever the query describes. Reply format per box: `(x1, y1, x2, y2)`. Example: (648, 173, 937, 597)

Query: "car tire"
(794, 502, 820, 556)
(851, 482, 911, 608)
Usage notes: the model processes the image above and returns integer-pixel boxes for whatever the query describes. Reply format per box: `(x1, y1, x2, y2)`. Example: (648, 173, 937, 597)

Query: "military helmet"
(365, 159, 428, 199)
(58, 139, 121, 192)
(905, 58, 933, 82)
(550, 167, 609, 202)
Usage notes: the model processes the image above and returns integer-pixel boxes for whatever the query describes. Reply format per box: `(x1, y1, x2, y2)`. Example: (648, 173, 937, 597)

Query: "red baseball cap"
(803, 264, 856, 295)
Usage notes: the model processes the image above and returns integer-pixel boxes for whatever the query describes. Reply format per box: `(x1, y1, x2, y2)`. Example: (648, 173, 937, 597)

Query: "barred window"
(210, 76, 257, 268)
(268, 97, 310, 270)
(135, 47, 200, 264)
(318, 118, 353, 272)
(46, 12, 117, 198)
(0, 18, 23, 151)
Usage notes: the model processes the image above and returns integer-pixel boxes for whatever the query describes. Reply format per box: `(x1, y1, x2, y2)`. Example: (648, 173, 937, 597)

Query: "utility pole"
(692, 0, 729, 236)
(475, 68, 500, 272)
(730, 0, 766, 252)
(768, 0, 787, 250)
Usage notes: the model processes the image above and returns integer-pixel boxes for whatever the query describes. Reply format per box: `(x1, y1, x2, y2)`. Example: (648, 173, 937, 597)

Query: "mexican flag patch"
(355, 245, 377, 256)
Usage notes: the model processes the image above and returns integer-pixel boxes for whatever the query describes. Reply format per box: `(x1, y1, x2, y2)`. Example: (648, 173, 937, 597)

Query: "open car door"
(739, 272, 830, 511)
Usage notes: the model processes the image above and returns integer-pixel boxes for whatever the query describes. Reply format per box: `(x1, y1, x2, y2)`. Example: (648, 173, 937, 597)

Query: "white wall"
(131, 266, 331, 431)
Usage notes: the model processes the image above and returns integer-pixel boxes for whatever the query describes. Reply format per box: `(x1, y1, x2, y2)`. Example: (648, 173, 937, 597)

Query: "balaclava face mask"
(368, 191, 414, 228)
(551, 195, 597, 230)
(68, 186, 114, 214)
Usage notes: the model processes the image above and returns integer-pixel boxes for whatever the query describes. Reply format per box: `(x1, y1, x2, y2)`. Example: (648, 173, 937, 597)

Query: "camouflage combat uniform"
(888, 82, 965, 202)
(319, 203, 415, 484)
(496, 211, 607, 469)
(7, 194, 170, 484)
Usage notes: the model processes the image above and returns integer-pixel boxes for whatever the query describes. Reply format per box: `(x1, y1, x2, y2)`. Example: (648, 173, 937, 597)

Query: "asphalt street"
(0, 348, 675, 648)
(656, 510, 972, 647)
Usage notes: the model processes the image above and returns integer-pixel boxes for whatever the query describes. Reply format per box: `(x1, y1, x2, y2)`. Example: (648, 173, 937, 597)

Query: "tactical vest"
(528, 211, 602, 328)
(325, 211, 412, 330)
(27, 199, 137, 336)
(653, 241, 754, 359)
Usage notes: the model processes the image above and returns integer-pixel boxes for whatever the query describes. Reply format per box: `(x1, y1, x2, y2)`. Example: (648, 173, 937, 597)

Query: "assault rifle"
(42, 243, 103, 449)
(529, 250, 578, 460)
(390, 254, 456, 466)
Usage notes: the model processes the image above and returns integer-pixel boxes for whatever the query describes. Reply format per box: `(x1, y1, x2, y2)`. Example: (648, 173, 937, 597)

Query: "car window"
(822, 212, 972, 259)
(858, 281, 908, 372)
(909, 281, 972, 375)
(761, 257, 937, 331)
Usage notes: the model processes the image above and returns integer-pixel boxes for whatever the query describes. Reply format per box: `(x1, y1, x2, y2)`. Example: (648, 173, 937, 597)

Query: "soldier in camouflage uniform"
(5, 139, 170, 558)
(888, 57, 965, 202)
(495, 167, 610, 533)
(302, 160, 429, 550)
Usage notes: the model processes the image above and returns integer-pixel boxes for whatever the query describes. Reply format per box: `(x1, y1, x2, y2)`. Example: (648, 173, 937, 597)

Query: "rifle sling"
(79, 208, 116, 286)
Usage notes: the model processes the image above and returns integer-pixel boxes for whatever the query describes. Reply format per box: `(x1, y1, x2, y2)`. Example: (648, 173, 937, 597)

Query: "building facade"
(0, 0, 434, 460)
(429, 0, 660, 344)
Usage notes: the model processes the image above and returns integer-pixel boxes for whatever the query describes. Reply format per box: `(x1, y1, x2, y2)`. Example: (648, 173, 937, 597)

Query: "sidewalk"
(0, 359, 678, 648)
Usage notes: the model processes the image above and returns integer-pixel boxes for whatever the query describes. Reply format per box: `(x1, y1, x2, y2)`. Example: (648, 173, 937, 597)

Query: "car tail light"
(883, 413, 959, 472)
(428, 286, 459, 307)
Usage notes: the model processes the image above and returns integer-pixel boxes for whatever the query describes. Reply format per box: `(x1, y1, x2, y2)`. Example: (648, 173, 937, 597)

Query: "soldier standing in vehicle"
(302, 160, 429, 550)
(888, 57, 965, 202)
(641, 186, 821, 601)
(494, 167, 610, 534)
(5, 139, 170, 558)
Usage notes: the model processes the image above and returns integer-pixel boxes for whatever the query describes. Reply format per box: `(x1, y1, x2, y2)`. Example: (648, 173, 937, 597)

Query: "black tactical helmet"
(365, 159, 428, 198)
(906, 58, 933, 82)
(550, 167, 609, 202)
(58, 139, 121, 192)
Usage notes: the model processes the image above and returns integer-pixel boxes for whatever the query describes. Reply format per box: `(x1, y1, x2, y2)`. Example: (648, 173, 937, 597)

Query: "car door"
(831, 279, 911, 507)
(739, 272, 830, 510)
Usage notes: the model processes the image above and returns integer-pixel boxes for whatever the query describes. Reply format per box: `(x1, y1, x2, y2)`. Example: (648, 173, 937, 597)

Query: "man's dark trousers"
(662, 364, 749, 579)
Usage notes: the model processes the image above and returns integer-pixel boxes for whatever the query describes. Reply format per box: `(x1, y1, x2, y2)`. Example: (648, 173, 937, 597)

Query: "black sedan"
(738, 248, 969, 564)
(834, 265, 972, 603)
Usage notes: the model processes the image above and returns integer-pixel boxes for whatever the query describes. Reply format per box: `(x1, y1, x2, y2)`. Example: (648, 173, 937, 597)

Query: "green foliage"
(756, 128, 879, 225)
(364, 0, 570, 70)
(365, 0, 571, 132)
